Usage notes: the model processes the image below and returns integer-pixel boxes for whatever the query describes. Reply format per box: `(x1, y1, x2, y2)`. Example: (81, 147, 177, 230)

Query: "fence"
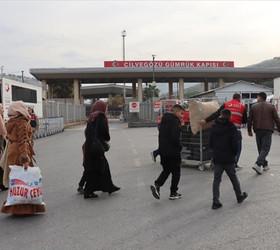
(43, 100, 86, 124)
(34, 117, 64, 139)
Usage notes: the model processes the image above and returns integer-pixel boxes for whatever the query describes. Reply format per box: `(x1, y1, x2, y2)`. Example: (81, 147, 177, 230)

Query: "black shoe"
(84, 193, 98, 199)
(212, 201, 223, 210)
(235, 165, 242, 171)
(169, 192, 182, 200)
(77, 186, 84, 194)
(109, 186, 120, 195)
(150, 185, 160, 199)
(0, 184, 8, 191)
(151, 152, 156, 162)
(237, 192, 248, 204)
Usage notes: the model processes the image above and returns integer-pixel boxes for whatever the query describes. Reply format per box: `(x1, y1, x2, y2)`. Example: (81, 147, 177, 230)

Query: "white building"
(191, 80, 273, 105)
(0, 75, 43, 118)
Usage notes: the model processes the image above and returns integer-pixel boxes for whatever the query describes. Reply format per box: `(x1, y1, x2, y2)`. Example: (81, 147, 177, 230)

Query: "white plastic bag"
(5, 165, 44, 206)
(189, 100, 220, 135)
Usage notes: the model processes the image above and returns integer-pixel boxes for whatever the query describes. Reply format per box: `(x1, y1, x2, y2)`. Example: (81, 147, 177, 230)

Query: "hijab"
(8, 101, 31, 120)
(88, 100, 108, 123)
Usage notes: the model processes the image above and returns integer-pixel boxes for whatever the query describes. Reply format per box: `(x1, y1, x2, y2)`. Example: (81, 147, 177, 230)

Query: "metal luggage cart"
(181, 124, 213, 171)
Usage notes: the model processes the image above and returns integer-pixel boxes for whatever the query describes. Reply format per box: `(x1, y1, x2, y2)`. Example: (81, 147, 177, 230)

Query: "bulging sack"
(189, 100, 220, 135)
(5, 165, 44, 206)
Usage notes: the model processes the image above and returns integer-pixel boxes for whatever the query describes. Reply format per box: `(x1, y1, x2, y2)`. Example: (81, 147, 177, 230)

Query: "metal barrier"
(181, 125, 212, 171)
(34, 117, 64, 139)
(43, 101, 86, 124)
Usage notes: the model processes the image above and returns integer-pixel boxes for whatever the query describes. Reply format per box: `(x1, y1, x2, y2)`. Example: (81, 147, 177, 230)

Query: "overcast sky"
(0, 0, 279, 77)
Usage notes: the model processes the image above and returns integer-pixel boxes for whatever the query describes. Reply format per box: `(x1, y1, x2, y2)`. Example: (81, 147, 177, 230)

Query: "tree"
(143, 84, 160, 101)
(51, 83, 73, 98)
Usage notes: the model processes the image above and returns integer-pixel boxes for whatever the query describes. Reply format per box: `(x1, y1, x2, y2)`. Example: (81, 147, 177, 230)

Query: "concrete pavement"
(1, 121, 280, 250)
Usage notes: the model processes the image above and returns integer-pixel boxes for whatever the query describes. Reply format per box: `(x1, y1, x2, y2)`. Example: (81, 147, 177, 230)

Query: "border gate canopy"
(30, 62, 280, 84)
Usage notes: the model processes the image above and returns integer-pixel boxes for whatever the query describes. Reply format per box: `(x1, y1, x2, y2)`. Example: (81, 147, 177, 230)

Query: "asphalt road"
(1, 121, 280, 250)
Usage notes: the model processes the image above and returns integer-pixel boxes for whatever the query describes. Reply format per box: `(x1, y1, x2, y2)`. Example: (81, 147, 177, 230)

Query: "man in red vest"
(201, 93, 247, 170)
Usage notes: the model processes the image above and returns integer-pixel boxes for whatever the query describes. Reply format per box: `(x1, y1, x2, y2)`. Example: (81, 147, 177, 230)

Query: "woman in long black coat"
(83, 100, 120, 199)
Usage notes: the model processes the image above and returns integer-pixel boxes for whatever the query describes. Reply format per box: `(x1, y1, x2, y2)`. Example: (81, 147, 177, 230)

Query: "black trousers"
(213, 163, 242, 203)
(155, 158, 181, 194)
(255, 130, 272, 167)
(79, 170, 86, 188)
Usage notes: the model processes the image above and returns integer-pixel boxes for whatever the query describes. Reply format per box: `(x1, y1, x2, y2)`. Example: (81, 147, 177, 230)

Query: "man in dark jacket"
(248, 92, 280, 174)
(210, 109, 247, 209)
(150, 104, 184, 200)
(201, 93, 247, 170)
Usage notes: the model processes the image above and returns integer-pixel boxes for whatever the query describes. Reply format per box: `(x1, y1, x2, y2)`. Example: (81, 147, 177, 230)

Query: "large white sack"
(188, 100, 220, 135)
(5, 165, 44, 206)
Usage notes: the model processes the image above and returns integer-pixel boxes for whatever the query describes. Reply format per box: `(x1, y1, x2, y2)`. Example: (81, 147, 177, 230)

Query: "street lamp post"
(122, 30, 126, 101)
(152, 54, 156, 85)
(151, 55, 156, 100)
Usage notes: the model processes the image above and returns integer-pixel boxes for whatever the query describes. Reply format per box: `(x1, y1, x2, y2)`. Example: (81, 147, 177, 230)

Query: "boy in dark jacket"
(150, 104, 184, 200)
(210, 109, 248, 209)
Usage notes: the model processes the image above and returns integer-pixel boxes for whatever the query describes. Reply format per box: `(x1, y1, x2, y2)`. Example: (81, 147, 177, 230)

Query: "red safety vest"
(224, 99, 245, 128)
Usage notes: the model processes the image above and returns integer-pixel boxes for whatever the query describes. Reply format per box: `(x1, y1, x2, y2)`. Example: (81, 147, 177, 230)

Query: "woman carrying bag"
(1, 101, 46, 215)
(82, 100, 120, 199)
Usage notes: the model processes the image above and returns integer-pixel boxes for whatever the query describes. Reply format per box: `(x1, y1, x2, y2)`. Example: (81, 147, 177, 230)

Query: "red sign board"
(104, 60, 234, 68)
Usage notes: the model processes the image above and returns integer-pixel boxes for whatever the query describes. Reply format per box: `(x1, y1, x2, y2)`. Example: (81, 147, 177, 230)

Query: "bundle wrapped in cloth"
(188, 100, 220, 135)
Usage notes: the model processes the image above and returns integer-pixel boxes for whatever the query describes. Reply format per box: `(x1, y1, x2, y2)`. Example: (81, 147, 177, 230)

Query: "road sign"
(153, 101, 161, 112)
(129, 102, 140, 113)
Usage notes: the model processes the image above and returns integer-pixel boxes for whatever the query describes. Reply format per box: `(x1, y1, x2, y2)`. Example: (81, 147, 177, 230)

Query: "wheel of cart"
(198, 164, 205, 171)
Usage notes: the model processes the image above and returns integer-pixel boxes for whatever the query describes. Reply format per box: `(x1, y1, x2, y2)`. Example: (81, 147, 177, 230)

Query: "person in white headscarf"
(1, 101, 45, 215)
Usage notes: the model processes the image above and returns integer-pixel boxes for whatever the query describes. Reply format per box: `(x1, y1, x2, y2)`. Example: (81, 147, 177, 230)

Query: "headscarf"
(8, 101, 31, 120)
(88, 100, 108, 123)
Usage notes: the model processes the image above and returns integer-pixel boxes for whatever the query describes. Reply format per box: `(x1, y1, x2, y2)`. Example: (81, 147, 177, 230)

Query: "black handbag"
(91, 122, 110, 154)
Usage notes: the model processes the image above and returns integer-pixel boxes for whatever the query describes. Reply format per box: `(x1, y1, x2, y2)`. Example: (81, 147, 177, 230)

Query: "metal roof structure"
(81, 84, 132, 98)
(30, 67, 280, 84)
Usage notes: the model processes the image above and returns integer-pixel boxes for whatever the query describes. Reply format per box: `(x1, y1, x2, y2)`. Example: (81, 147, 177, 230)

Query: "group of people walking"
(0, 91, 279, 215)
(150, 92, 280, 209)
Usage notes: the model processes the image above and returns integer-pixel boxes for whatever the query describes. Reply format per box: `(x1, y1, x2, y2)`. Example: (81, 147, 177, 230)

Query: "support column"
(274, 78, 280, 112)
(73, 79, 80, 105)
(47, 83, 52, 99)
(204, 80, 209, 92)
(168, 81, 173, 99)
(132, 82, 137, 99)
(41, 80, 48, 100)
(137, 79, 143, 102)
(218, 78, 225, 88)
(179, 78, 184, 100)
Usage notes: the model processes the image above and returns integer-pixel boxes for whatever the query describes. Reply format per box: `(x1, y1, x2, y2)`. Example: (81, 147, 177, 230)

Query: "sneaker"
(169, 192, 182, 200)
(77, 186, 84, 194)
(237, 192, 248, 204)
(252, 164, 262, 175)
(151, 152, 156, 162)
(212, 201, 223, 210)
(150, 185, 160, 199)
(263, 166, 270, 171)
